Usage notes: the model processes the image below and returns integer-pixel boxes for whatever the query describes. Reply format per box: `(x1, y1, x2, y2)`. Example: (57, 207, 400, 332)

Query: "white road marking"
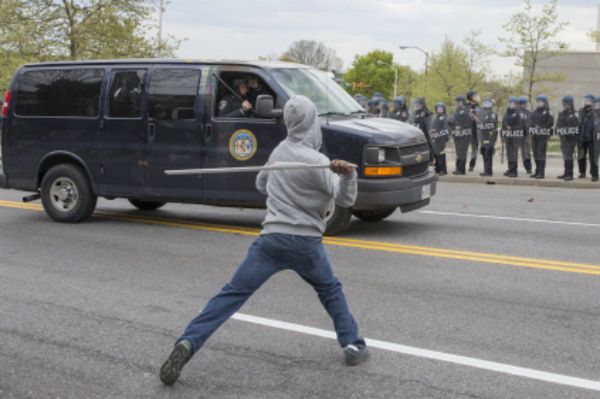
(419, 210, 600, 228)
(232, 312, 600, 392)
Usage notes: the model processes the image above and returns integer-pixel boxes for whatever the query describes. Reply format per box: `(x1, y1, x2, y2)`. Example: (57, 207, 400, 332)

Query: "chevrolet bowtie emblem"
(415, 153, 423, 162)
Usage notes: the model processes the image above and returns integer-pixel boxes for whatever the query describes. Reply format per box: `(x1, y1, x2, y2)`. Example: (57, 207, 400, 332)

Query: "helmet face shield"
(594, 101, 600, 110)
(435, 105, 444, 114)
(536, 100, 546, 108)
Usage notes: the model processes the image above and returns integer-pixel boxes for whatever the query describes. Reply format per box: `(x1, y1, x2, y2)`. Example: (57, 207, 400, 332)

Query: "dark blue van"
(0, 59, 436, 234)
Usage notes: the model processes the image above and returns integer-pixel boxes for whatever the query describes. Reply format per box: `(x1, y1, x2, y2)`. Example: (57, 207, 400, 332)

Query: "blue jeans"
(178, 233, 365, 355)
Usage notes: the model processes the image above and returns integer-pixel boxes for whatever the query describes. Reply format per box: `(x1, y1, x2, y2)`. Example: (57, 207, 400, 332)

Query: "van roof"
(22, 58, 312, 70)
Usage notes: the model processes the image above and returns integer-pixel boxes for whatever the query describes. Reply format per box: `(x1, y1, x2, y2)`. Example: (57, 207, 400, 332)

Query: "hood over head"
(283, 95, 322, 150)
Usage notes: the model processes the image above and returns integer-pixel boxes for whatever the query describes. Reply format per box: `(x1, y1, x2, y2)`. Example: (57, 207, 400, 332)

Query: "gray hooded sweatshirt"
(256, 95, 357, 236)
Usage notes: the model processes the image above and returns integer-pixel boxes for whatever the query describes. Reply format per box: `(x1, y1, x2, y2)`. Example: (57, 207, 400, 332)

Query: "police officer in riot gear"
(451, 95, 472, 175)
(466, 90, 480, 171)
(578, 94, 597, 179)
(429, 102, 451, 175)
(379, 100, 390, 118)
(411, 97, 434, 158)
(593, 97, 600, 182)
(218, 79, 252, 117)
(476, 99, 498, 176)
(518, 96, 533, 174)
(390, 96, 409, 122)
(501, 97, 527, 177)
(556, 95, 579, 181)
(528, 95, 554, 179)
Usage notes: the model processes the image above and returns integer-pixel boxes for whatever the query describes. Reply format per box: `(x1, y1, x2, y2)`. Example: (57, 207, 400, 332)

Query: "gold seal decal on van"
(229, 129, 258, 161)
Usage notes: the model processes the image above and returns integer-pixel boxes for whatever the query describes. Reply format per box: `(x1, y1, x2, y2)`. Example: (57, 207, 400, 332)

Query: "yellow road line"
(1, 199, 599, 275)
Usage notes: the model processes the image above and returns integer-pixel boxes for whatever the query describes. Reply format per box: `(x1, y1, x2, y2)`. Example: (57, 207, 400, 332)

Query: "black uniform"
(467, 101, 479, 171)
(501, 107, 527, 177)
(520, 107, 533, 173)
(555, 106, 579, 180)
(218, 93, 251, 118)
(578, 106, 597, 178)
(451, 105, 472, 174)
(476, 106, 498, 176)
(429, 109, 450, 174)
(411, 106, 433, 152)
(389, 105, 409, 122)
(594, 104, 600, 181)
(529, 106, 554, 178)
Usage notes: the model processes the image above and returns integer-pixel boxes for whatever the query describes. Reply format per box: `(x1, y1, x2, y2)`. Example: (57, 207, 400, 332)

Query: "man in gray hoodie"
(160, 95, 368, 386)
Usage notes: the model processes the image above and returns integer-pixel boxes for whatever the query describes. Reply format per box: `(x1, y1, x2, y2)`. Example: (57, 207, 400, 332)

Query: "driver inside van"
(247, 75, 269, 108)
(218, 79, 252, 117)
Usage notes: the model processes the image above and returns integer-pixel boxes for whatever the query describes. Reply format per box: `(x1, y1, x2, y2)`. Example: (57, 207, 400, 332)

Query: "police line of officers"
(355, 92, 599, 182)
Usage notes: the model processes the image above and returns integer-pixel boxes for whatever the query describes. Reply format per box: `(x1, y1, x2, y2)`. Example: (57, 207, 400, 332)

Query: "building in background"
(533, 51, 600, 110)
(529, 4, 600, 110)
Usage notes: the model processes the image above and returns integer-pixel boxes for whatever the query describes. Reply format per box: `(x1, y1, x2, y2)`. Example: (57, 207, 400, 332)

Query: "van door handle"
(148, 122, 155, 141)
(205, 124, 213, 141)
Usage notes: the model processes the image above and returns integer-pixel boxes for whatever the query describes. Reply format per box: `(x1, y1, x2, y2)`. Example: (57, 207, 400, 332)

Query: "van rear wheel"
(128, 199, 166, 211)
(353, 207, 397, 222)
(324, 202, 352, 236)
(40, 164, 97, 223)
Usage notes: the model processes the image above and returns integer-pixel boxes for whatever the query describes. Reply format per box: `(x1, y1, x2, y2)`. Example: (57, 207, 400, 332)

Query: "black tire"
(128, 199, 166, 211)
(324, 204, 353, 236)
(353, 207, 397, 222)
(40, 164, 97, 223)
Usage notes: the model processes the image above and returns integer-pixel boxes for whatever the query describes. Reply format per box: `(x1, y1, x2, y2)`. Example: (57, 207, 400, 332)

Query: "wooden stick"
(164, 162, 358, 176)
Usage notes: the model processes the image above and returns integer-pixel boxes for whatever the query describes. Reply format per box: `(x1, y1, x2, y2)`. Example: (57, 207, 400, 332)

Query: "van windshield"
(271, 68, 365, 116)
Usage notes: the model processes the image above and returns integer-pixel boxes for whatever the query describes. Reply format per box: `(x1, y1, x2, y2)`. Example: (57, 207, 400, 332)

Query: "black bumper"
(354, 169, 437, 211)
(0, 172, 7, 189)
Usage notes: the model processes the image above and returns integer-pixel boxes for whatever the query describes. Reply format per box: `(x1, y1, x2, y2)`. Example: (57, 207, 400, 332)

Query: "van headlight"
(365, 147, 386, 164)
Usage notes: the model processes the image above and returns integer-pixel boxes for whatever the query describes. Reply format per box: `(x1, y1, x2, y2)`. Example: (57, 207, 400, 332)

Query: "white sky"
(160, 0, 599, 76)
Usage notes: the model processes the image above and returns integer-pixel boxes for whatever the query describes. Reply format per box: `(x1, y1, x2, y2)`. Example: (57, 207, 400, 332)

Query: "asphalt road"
(1, 182, 599, 398)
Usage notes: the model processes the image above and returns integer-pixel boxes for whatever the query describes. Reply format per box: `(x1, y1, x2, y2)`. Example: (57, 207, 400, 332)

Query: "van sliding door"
(144, 66, 203, 199)
(100, 68, 148, 196)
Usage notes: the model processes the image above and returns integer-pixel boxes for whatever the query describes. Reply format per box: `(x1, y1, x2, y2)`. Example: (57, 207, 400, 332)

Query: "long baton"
(165, 162, 358, 176)
(213, 73, 243, 103)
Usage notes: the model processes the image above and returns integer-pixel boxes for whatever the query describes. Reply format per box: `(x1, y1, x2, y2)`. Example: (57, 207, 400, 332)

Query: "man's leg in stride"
(293, 239, 368, 365)
(160, 236, 284, 384)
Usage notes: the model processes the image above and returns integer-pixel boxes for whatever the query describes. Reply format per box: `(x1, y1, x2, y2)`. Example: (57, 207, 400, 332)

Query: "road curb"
(438, 175, 600, 189)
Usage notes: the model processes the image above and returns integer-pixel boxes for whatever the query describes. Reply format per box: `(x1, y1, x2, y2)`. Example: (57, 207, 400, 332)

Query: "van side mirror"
(255, 95, 283, 118)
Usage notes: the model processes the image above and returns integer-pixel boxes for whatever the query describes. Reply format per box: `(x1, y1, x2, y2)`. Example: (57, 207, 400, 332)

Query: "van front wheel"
(324, 202, 352, 236)
(128, 199, 166, 211)
(40, 164, 97, 223)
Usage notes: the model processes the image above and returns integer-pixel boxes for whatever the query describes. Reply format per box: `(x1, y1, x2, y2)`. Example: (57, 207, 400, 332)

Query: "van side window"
(108, 70, 146, 118)
(15, 69, 104, 117)
(149, 69, 200, 120)
(215, 72, 275, 118)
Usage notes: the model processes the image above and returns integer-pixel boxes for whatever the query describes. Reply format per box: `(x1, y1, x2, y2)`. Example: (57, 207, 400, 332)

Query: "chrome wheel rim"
(49, 177, 79, 212)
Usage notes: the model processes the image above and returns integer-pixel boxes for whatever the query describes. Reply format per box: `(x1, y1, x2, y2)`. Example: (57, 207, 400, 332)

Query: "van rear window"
(15, 69, 104, 117)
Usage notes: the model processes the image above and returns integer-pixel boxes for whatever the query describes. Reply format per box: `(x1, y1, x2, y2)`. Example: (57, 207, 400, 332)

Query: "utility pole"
(158, 0, 165, 55)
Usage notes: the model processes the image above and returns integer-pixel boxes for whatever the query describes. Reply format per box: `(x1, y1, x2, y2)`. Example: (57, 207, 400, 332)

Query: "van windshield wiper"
(349, 110, 367, 115)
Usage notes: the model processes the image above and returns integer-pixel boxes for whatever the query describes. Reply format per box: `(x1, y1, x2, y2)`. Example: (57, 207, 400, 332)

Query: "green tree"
(463, 30, 494, 91)
(344, 50, 415, 99)
(413, 38, 470, 106)
(0, 0, 182, 88)
(499, 0, 568, 102)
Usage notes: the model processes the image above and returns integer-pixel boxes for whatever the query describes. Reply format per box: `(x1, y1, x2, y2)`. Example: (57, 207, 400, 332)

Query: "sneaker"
(579, 174, 586, 179)
(479, 172, 492, 177)
(592, 176, 599, 182)
(160, 340, 192, 385)
(344, 344, 370, 366)
(564, 175, 574, 181)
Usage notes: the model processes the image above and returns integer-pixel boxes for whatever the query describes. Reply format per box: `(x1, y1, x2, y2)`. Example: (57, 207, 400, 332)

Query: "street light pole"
(398, 45, 429, 75)
(376, 60, 398, 98)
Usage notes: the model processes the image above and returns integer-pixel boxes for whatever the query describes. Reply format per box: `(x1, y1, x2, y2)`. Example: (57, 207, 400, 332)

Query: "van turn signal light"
(364, 166, 402, 176)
